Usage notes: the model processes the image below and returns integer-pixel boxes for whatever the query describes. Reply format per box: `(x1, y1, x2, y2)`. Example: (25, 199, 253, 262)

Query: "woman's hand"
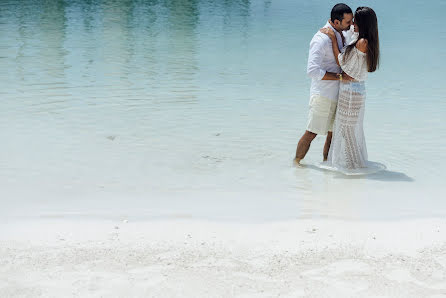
(320, 27, 336, 40)
(320, 27, 341, 66)
(341, 72, 356, 82)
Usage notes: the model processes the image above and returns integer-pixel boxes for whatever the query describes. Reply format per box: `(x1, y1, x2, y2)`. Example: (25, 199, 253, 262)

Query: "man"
(294, 3, 354, 165)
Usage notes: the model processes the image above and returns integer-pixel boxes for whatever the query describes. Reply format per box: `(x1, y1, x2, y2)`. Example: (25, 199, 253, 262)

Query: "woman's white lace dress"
(320, 45, 385, 175)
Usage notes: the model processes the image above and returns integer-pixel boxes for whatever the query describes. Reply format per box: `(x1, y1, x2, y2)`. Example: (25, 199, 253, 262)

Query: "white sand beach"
(2, 218, 446, 297)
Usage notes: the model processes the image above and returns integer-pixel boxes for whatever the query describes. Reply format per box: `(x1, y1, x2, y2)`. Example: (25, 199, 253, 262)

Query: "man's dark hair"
(330, 3, 352, 22)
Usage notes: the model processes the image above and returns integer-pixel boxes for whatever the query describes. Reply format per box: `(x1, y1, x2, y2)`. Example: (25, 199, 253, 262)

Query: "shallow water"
(1, 0, 445, 221)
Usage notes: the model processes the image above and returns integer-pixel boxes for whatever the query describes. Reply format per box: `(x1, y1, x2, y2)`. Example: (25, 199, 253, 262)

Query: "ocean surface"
(1, 0, 445, 222)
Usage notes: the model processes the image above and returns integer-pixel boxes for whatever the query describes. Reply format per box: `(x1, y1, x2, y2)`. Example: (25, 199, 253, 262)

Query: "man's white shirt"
(307, 22, 351, 102)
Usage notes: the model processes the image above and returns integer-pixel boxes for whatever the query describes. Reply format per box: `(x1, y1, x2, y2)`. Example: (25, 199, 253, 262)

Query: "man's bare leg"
(323, 131, 333, 161)
(294, 130, 317, 165)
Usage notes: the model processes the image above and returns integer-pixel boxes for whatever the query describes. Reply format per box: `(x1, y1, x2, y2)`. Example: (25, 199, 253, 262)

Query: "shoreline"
(1, 218, 446, 297)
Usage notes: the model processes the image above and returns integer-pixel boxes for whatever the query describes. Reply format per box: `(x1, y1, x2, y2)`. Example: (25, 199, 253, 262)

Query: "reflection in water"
(4, 0, 205, 107)
(101, 0, 135, 85)
(164, 0, 199, 104)
(38, 0, 68, 81)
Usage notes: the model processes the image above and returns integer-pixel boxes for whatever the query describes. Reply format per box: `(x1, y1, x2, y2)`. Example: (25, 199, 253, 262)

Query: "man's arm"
(322, 72, 341, 80)
(307, 35, 340, 81)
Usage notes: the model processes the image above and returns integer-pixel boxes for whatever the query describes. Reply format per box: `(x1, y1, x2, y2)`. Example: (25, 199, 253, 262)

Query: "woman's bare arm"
(319, 28, 341, 66)
(356, 38, 368, 53)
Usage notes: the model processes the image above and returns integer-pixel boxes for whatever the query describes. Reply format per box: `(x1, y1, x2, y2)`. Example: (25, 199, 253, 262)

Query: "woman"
(319, 6, 385, 175)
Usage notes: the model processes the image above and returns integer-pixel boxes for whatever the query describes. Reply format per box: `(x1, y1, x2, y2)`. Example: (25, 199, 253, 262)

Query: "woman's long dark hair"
(344, 7, 380, 72)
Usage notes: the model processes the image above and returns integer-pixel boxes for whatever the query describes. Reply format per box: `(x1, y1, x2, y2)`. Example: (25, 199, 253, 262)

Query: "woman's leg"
(336, 83, 366, 169)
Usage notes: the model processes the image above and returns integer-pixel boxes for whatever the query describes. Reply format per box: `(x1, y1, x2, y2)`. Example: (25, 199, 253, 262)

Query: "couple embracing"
(294, 3, 384, 175)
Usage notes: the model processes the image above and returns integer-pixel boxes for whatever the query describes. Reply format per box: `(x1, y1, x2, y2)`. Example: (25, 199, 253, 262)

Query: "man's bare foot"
(293, 158, 302, 166)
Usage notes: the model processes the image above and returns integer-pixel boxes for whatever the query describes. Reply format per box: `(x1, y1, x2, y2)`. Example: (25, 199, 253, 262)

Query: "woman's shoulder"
(355, 38, 368, 53)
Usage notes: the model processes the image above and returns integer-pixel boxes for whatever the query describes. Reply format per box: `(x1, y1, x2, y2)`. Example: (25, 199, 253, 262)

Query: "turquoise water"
(1, 0, 445, 221)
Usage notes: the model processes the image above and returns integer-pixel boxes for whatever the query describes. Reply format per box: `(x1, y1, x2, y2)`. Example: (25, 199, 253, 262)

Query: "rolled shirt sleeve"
(307, 35, 327, 81)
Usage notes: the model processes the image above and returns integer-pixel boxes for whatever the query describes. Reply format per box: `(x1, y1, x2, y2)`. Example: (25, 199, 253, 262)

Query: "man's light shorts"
(306, 94, 337, 135)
